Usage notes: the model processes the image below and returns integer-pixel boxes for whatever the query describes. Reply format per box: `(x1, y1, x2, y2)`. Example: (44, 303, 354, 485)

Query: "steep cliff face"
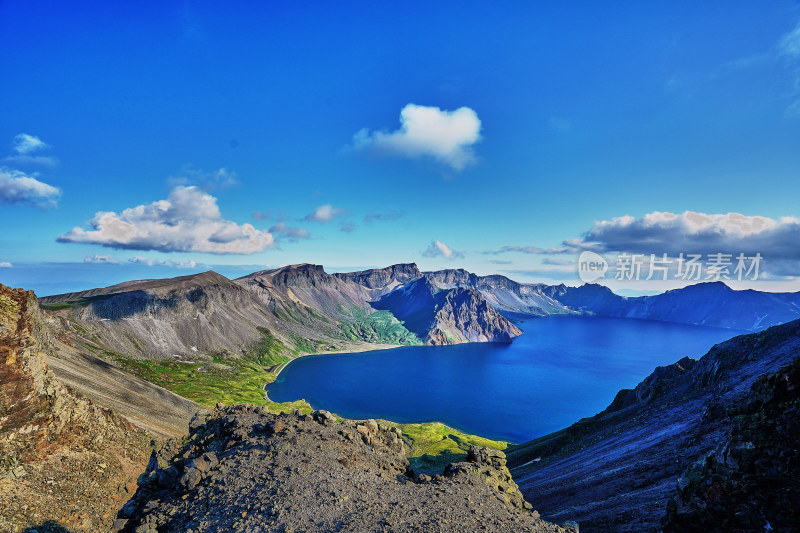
(507, 319, 800, 532)
(374, 278, 522, 345)
(426, 270, 573, 316)
(428, 287, 523, 344)
(334, 263, 422, 293)
(118, 406, 575, 533)
(0, 283, 154, 533)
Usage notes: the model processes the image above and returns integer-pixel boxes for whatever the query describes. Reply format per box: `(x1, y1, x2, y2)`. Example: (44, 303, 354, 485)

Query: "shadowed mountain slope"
(545, 281, 800, 330)
(506, 319, 800, 532)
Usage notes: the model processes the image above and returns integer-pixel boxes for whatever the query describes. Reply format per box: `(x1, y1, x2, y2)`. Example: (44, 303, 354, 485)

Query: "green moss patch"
(397, 421, 507, 474)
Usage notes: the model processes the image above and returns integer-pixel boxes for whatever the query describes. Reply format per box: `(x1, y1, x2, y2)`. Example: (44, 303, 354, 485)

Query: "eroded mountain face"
(118, 405, 576, 533)
(0, 283, 153, 533)
(373, 277, 522, 344)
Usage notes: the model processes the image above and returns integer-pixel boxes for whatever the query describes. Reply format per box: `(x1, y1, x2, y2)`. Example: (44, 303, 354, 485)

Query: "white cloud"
(0, 168, 61, 207)
(129, 256, 198, 268)
(353, 104, 482, 170)
(567, 211, 800, 263)
(58, 186, 275, 254)
(0, 261, 12, 268)
(304, 204, 345, 223)
(83, 254, 120, 264)
(422, 240, 464, 260)
(12, 133, 49, 154)
(268, 222, 310, 241)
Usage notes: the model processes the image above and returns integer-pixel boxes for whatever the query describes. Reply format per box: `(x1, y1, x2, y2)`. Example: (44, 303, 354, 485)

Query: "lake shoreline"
(263, 342, 408, 402)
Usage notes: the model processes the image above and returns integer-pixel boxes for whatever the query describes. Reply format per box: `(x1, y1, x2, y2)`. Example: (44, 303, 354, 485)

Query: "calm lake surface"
(267, 316, 743, 442)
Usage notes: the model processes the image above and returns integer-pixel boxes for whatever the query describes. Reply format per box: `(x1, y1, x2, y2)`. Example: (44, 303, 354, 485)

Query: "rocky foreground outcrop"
(119, 405, 575, 533)
(0, 283, 153, 532)
(662, 356, 800, 532)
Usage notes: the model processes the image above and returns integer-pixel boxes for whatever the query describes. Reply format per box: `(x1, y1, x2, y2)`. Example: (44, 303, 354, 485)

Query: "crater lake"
(267, 315, 745, 442)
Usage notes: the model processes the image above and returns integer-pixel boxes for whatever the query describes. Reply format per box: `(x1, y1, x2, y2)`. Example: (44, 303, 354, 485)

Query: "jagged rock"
(0, 283, 152, 533)
(374, 277, 522, 345)
(120, 407, 575, 533)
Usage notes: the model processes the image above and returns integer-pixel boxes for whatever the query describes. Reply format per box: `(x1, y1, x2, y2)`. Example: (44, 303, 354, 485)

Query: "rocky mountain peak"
(333, 263, 422, 289)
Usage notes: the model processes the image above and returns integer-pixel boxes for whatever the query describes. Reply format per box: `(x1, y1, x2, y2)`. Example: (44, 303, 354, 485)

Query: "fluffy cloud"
(567, 211, 800, 261)
(58, 186, 275, 254)
(268, 222, 310, 241)
(422, 240, 464, 260)
(304, 204, 346, 223)
(83, 254, 120, 264)
(129, 256, 198, 268)
(0, 168, 61, 207)
(353, 104, 482, 170)
(339, 222, 356, 233)
(0, 261, 12, 268)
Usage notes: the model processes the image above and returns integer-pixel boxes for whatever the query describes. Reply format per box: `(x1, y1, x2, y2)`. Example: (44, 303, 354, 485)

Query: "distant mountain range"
(38, 264, 800, 365)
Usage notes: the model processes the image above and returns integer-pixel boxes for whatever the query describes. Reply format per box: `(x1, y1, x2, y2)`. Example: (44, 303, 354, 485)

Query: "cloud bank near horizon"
(58, 185, 275, 254)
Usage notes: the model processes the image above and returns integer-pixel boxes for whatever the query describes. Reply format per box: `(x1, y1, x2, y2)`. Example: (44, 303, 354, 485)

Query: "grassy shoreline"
(259, 343, 508, 473)
(80, 329, 507, 474)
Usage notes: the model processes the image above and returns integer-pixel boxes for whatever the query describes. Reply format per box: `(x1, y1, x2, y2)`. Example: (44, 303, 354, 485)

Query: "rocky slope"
(374, 277, 522, 344)
(506, 318, 800, 532)
(661, 356, 800, 532)
(118, 405, 576, 533)
(334, 262, 423, 297)
(40, 264, 530, 365)
(545, 281, 800, 331)
(0, 283, 155, 532)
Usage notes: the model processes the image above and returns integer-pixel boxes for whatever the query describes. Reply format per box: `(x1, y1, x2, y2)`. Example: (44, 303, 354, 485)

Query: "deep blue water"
(267, 316, 744, 442)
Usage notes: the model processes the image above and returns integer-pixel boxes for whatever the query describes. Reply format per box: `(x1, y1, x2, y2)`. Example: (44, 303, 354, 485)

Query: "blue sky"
(2, 1, 800, 295)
